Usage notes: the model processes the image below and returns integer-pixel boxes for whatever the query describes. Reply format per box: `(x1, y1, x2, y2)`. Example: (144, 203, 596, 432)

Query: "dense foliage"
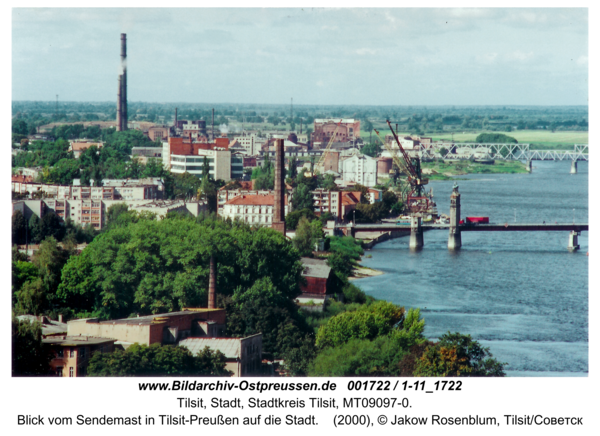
(57, 217, 303, 319)
(12, 316, 54, 376)
(413, 332, 506, 377)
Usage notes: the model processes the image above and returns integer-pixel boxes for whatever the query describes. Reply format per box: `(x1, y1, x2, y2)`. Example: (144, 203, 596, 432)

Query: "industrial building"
(313, 118, 361, 145)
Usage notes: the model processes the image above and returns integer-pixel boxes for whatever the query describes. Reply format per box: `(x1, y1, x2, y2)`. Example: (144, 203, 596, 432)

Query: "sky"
(11, 7, 589, 106)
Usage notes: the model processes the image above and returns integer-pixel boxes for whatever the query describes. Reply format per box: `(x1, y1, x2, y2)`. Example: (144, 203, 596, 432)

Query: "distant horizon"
(13, 8, 588, 105)
(11, 101, 590, 108)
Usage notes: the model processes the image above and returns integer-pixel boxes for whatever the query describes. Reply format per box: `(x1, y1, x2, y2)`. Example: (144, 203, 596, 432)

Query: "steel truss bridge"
(415, 143, 588, 161)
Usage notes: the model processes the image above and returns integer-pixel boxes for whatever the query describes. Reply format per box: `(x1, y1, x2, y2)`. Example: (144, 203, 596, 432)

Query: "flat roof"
(43, 336, 115, 346)
(301, 257, 331, 279)
(70, 309, 225, 327)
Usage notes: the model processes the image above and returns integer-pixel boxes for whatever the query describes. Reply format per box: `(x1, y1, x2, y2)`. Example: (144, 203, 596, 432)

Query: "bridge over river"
(339, 185, 588, 251)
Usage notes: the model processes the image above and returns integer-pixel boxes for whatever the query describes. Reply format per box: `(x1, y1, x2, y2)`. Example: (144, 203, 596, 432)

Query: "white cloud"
(507, 51, 534, 62)
(356, 48, 377, 56)
(577, 56, 588, 66)
(316, 80, 325, 87)
(477, 52, 498, 64)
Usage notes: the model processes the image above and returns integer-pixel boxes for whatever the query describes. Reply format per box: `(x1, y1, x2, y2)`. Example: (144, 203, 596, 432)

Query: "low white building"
(341, 153, 378, 187)
(221, 193, 289, 226)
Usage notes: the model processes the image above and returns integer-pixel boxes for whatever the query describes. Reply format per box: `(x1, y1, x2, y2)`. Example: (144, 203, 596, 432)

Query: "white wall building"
(221, 194, 289, 226)
(341, 153, 378, 187)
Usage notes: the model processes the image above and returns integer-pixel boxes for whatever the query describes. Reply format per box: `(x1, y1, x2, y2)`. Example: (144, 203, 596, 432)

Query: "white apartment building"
(341, 153, 378, 187)
(168, 149, 243, 181)
(221, 194, 289, 226)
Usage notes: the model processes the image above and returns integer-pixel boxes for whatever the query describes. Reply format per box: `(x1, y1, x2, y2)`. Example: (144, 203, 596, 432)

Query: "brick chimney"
(208, 255, 216, 309)
(271, 139, 286, 235)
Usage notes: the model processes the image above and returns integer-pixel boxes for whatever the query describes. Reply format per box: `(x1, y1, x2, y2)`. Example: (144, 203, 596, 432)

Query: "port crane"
(315, 119, 343, 175)
(374, 120, 430, 214)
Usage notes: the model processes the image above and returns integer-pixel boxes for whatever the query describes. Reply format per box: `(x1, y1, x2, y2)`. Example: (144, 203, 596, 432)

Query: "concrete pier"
(570, 160, 578, 174)
(448, 184, 462, 250)
(409, 216, 423, 250)
(568, 231, 580, 251)
(526, 159, 532, 172)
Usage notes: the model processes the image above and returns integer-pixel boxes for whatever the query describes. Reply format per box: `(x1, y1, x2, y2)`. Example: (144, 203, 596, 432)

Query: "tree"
(12, 210, 27, 245)
(87, 343, 230, 376)
(12, 315, 54, 376)
(315, 301, 405, 349)
(475, 133, 518, 144)
(288, 156, 298, 180)
(413, 332, 506, 377)
(292, 217, 318, 256)
(309, 308, 425, 376)
(292, 184, 314, 211)
(57, 218, 303, 319)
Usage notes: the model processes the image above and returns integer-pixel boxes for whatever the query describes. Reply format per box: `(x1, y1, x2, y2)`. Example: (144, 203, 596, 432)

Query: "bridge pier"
(448, 184, 462, 250)
(526, 159, 532, 172)
(568, 231, 580, 251)
(409, 216, 423, 250)
(570, 160, 578, 174)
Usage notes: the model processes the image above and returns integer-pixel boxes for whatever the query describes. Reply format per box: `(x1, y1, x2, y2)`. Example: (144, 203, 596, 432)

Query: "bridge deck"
(348, 223, 588, 232)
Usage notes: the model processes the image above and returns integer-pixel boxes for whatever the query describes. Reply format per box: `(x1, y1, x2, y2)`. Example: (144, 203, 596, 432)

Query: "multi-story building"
(65, 309, 263, 377)
(311, 189, 362, 221)
(232, 131, 264, 155)
(313, 119, 361, 144)
(162, 136, 242, 181)
(221, 193, 290, 226)
(43, 336, 116, 377)
(13, 198, 206, 230)
(131, 147, 162, 164)
(147, 126, 171, 142)
(341, 153, 378, 187)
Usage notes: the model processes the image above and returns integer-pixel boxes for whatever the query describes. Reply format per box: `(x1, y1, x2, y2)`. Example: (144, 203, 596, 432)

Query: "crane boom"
(316, 119, 343, 172)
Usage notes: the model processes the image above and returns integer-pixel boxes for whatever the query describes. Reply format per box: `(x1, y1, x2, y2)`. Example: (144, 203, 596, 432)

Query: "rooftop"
(70, 309, 224, 327)
(18, 315, 67, 336)
(225, 194, 288, 206)
(301, 257, 332, 279)
(179, 338, 241, 359)
(43, 336, 115, 346)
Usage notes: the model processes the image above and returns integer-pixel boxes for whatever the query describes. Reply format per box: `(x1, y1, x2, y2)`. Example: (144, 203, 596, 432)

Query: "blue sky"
(12, 7, 588, 105)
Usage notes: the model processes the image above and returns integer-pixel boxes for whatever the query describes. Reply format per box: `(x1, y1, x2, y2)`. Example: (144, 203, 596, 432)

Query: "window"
(79, 347, 86, 359)
(57, 349, 64, 358)
(69, 367, 74, 377)
(70, 349, 75, 358)
(56, 367, 63, 377)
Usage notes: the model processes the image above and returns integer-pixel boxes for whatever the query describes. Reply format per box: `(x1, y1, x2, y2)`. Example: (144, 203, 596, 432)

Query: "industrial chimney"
(117, 33, 128, 131)
(208, 255, 217, 309)
(271, 139, 286, 235)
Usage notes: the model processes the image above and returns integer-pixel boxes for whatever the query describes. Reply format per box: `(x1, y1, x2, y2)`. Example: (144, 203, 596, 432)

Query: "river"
(355, 160, 588, 377)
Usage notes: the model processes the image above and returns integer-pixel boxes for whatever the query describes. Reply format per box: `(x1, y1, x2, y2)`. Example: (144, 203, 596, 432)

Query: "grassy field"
(422, 160, 528, 178)
(363, 129, 588, 150)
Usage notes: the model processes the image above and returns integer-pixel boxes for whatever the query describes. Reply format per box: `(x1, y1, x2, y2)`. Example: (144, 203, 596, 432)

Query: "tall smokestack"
(271, 139, 286, 235)
(211, 108, 215, 141)
(175, 107, 178, 128)
(120, 33, 127, 131)
(117, 75, 122, 131)
(208, 255, 216, 309)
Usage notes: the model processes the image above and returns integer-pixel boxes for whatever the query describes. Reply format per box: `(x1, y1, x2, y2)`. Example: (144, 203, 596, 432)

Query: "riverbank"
(349, 265, 384, 280)
(422, 160, 528, 180)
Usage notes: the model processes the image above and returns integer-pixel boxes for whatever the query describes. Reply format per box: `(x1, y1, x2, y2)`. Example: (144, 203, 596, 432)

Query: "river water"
(356, 161, 588, 377)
